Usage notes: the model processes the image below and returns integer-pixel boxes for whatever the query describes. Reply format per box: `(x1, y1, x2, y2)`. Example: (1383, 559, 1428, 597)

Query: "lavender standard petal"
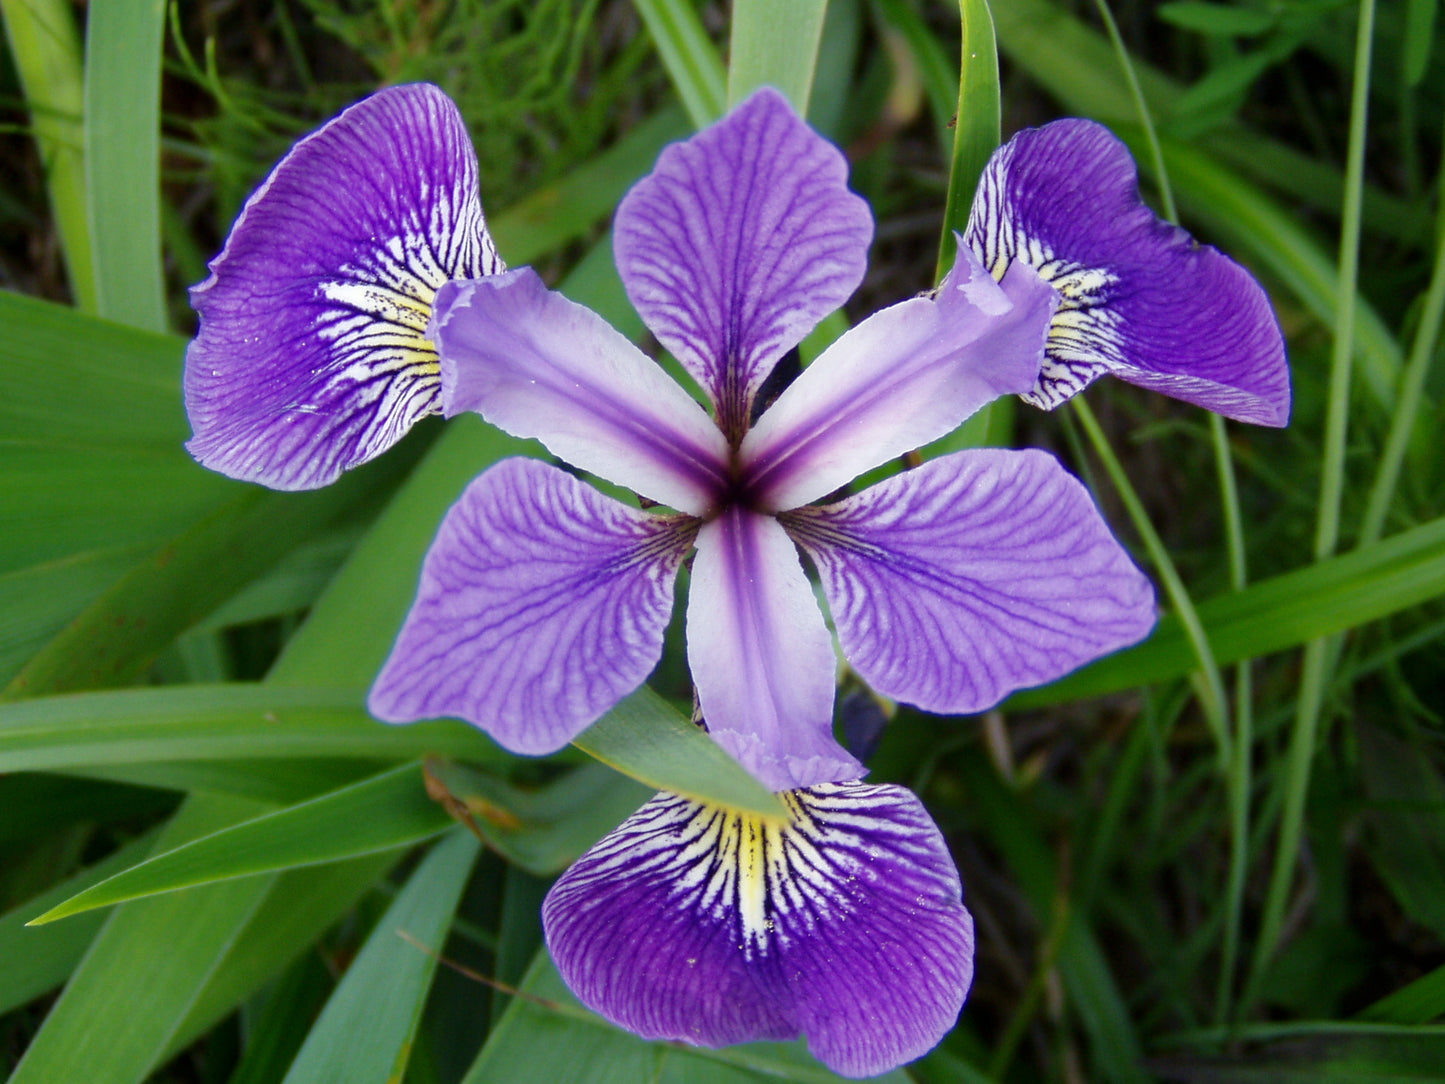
(967, 118, 1289, 426)
(785, 449, 1157, 714)
(370, 458, 695, 753)
(543, 782, 974, 1078)
(688, 508, 861, 792)
(741, 248, 1056, 512)
(185, 84, 499, 490)
(614, 87, 873, 438)
(433, 269, 730, 516)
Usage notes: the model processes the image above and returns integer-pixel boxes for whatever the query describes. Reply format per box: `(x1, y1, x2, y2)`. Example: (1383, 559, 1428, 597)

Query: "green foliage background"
(2, 0, 1444, 1081)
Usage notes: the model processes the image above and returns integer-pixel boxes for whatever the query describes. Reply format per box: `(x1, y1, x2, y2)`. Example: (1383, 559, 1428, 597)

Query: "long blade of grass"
(0, 830, 158, 1015)
(1247, 0, 1377, 1011)
(1071, 399, 1231, 764)
(575, 690, 784, 819)
(726, 0, 828, 111)
(0, 684, 499, 772)
(4, 452, 408, 699)
(631, 0, 726, 127)
(279, 830, 480, 1084)
(30, 763, 452, 922)
(82, 0, 166, 331)
(4, 793, 278, 1084)
(934, 0, 999, 285)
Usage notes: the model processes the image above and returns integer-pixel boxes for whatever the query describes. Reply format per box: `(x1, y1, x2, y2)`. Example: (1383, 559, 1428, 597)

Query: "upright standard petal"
(433, 269, 730, 516)
(688, 508, 861, 791)
(967, 118, 1289, 426)
(614, 87, 874, 439)
(741, 248, 1056, 511)
(185, 83, 499, 489)
(543, 782, 974, 1079)
(370, 458, 695, 753)
(784, 450, 1156, 714)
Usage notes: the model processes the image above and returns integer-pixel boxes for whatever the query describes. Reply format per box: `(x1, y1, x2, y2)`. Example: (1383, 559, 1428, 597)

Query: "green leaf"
(0, 830, 158, 1015)
(5, 793, 278, 1084)
(1156, 2, 1277, 36)
(631, 0, 726, 127)
(168, 850, 407, 1057)
(5, 449, 409, 698)
(574, 689, 786, 819)
(936, 0, 1000, 284)
(1358, 962, 1445, 1025)
(1008, 514, 1445, 709)
(0, 290, 189, 448)
(726, 0, 829, 111)
(280, 830, 480, 1084)
(1404, 0, 1438, 85)
(30, 762, 452, 923)
(224, 951, 334, 1084)
(83, 0, 166, 331)
(0, 683, 503, 773)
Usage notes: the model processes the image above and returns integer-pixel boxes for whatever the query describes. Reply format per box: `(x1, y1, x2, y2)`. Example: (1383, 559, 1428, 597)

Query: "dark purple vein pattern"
(370, 458, 695, 752)
(544, 782, 974, 1078)
(614, 87, 874, 438)
(185, 83, 500, 489)
(966, 118, 1289, 425)
(785, 449, 1156, 713)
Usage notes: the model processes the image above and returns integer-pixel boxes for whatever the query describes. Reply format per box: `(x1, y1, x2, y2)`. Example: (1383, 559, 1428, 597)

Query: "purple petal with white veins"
(185, 83, 499, 490)
(614, 87, 873, 439)
(741, 247, 1056, 511)
(967, 118, 1289, 425)
(688, 508, 860, 791)
(433, 269, 730, 516)
(784, 449, 1156, 714)
(369, 458, 695, 753)
(544, 782, 974, 1078)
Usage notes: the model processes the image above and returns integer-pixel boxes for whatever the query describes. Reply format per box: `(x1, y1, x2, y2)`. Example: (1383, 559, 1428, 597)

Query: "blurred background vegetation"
(2, 1, 1444, 1082)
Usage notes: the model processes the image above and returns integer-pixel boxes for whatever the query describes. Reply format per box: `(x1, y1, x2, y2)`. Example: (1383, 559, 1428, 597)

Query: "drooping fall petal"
(185, 83, 499, 489)
(544, 782, 975, 1079)
(967, 117, 1289, 425)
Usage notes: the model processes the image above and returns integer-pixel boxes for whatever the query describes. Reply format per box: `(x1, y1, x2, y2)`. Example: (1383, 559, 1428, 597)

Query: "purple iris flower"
(183, 84, 501, 490)
(543, 779, 973, 1078)
(368, 87, 1158, 791)
(967, 119, 1291, 425)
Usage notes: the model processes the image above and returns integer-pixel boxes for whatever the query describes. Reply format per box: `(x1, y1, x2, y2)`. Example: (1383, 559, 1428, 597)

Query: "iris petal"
(185, 83, 499, 489)
(614, 87, 873, 439)
(433, 269, 730, 516)
(967, 118, 1289, 425)
(741, 247, 1055, 511)
(785, 449, 1157, 714)
(543, 782, 974, 1079)
(688, 508, 861, 792)
(370, 458, 695, 753)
